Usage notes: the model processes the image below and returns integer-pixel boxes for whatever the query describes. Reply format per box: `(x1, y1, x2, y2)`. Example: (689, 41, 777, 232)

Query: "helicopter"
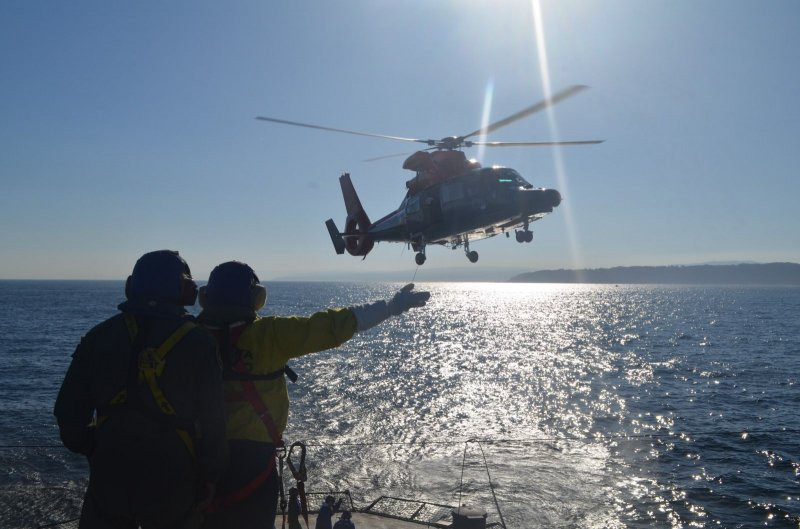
(256, 85, 602, 265)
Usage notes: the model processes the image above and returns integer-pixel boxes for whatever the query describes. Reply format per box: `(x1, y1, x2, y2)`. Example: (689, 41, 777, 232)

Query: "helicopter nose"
(545, 188, 562, 208)
(523, 188, 562, 214)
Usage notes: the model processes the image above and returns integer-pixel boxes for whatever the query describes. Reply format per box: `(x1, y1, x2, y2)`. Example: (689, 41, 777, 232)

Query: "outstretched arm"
(268, 308, 359, 359)
(264, 284, 430, 361)
(350, 284, 431, 331)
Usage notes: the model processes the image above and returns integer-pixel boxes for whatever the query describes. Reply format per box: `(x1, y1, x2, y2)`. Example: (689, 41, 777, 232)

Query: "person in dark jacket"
(332, 511, 355, 529)
(316, 495, 343, 529)
(54, 250, 228, 529)
(197, 261, 430, 529)
(287, 487, 303, 529)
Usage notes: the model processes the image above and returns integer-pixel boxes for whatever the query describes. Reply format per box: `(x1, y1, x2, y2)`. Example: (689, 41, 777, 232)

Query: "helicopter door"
(405, 195, 423, 232)
(421, 188, 443, 225)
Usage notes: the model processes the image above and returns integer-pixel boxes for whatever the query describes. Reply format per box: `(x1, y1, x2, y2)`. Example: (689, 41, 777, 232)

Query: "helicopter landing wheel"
(415, 252, 426, 266)
(524, 230, 533, 243)
(467, 250, 479, 263)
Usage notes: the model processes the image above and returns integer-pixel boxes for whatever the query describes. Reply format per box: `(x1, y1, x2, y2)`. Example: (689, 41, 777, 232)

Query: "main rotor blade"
(471, 139, 604, 147)
(363, 146, 438, 162)
(363, 152, 413, 162)
(255, 116, 428, 144)
(462, 85, 589, 140)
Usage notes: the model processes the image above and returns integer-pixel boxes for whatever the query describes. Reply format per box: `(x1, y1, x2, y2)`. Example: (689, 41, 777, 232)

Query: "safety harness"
(206, 322, 298, 512)
(287, 441, 310, 529)
(98, 314, 198, 459)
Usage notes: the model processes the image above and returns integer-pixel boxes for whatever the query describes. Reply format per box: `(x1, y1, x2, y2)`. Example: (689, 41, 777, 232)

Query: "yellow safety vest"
(214, 310, 357, 443)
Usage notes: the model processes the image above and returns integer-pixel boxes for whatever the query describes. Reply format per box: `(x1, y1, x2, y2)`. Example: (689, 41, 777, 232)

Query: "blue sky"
(2, 1, 799, 280)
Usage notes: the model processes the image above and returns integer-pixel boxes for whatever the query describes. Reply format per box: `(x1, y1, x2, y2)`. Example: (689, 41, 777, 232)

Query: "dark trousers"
(79, 487, 201, 529)
(78, 426, 198, 529)
(202, 440, 279, 529)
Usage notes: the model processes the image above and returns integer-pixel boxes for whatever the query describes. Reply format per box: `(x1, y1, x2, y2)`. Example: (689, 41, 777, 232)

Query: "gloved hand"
(387, 283, 431, 315)
(351, 283, 431, 331)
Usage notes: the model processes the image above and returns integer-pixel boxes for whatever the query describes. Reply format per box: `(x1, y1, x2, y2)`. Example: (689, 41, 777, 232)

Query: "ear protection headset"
(197, 285, 210, 309)
(199, 261, 266, 311)
(125, 250, 198, 307)
(178, 274, 199, 307)
(239, 265, 267, 311)
(250, 278, 267, 311)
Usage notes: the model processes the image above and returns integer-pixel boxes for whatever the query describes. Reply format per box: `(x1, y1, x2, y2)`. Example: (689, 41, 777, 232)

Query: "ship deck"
(289, 512, 444, 529)
(38, 491, 496, 529)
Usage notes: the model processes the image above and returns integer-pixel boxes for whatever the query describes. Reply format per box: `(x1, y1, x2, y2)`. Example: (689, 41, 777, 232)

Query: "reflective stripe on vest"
(205, 323, 284, 511)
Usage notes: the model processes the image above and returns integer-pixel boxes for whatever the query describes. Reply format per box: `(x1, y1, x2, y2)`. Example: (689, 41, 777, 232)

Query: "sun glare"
(477, 78, 495, 163)
(531, 0, 585, 278)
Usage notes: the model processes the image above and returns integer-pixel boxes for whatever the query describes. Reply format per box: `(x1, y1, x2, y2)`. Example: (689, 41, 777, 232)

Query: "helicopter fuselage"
(371, 166, 560, 247)
(326, 165, 561, 263)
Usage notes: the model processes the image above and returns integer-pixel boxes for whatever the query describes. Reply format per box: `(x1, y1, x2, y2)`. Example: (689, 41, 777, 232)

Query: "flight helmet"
(125, 250, 198, 306)
(199, 261, 266, 310)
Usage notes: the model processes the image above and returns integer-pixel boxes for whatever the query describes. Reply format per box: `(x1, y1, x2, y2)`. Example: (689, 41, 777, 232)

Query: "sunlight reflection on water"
(1, 282, 798, 528)
(282, 283, 799, 528)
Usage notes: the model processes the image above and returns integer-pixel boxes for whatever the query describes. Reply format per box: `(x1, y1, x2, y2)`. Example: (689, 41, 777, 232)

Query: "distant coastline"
(3, 263, 800, 284)
(509, 262, 800, 285)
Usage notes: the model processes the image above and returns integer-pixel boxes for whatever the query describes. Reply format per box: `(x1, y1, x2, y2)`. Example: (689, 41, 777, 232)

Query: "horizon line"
(2, 261, 797, 282)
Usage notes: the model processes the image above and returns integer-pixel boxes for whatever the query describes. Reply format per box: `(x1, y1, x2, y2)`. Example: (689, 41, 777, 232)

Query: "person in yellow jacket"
(198, 261, 430, 529)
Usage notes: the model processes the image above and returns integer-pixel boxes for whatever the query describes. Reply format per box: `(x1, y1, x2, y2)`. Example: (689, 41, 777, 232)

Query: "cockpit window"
(481, 167, 532, 188)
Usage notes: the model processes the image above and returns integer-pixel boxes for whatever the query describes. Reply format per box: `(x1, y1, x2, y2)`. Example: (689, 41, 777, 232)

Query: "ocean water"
(0, 281, 798, 529)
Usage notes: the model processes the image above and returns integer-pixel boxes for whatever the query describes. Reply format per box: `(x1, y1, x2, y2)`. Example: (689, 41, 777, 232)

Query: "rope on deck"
(476, 440, 507, 529)
(457, 439, 469, 510)
(457, 439, 507, 529)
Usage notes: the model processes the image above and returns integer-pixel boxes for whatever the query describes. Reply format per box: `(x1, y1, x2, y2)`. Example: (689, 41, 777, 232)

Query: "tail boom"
(339, 173, 374, 257)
